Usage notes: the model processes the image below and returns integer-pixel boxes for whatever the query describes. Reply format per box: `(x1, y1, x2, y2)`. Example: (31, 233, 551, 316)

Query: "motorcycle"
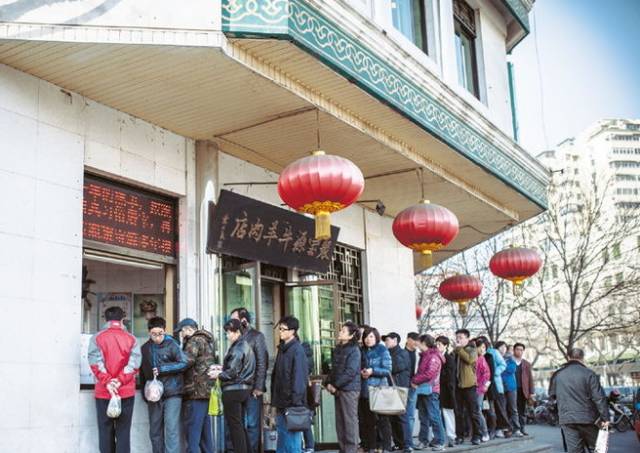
(534, 398, 558, 426)
(608, 389, 632, 433)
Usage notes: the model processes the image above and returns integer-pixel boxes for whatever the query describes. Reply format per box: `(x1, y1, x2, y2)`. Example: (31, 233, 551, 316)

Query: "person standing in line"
(512, 343, 535, 435)
(549, 348, 609, 453)
(271, 316, 309, 453)
(230, 308, 269, 453)
(325, 321, 362, 453)
(359, 326, 392, 453)
(477, 336, 510, 439)
(209, 319, 256, 453)
(435, 336, 457, 448)
(404, 332, 420, 449)
(301, 339, 316, 453)
(453, 329, 483, 446)
(411, 335, 446, 452)
(384, 332, 413, 453)
(473, 339, 491, 443)
(495, 341, 523, 437)
(88, 306, 141, 453)
(178, 318, 217, 453)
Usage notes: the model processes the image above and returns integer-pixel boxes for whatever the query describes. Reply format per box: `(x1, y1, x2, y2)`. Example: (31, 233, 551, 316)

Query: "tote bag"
(369, 375, 408, 415)
(594, 427, 609, 453)
(208, 380, 223, 416)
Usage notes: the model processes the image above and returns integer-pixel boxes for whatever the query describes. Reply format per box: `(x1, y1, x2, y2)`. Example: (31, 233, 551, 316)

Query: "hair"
(455, 328, 471, 338)
(475, 337, 490, 350)
(420, 334, 435, 348)
(494, 340, 507, 350)
(230, 307, 252, 324)
(407, 332, 420, 341)
(513, 343, 526, 351)
(147, 316, 166, 330)
(105, 306, 125, 321)
(362, 326, 381, 346)
(568, 348, 585, 361)
(435, 335, 450, 347)
(278, 315, 300, 332)
(224, 318, 243, 333)
(342, 321, 361, 343)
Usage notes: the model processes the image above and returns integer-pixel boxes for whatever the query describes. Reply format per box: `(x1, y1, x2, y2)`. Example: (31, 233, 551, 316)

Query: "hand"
(411, 383, 417, 389)
(326, 384, 337, 394)
(152, 368, 159, 378)
(600, 420, 610, 429)
(253, 389, 263, 397)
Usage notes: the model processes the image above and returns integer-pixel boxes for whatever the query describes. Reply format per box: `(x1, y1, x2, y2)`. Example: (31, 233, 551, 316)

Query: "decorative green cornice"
(502, 0, 530, 33)
(221, 0, 546, 208)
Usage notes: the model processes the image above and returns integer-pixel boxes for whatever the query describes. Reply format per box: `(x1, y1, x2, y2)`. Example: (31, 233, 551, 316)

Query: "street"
(526, 424, 640, 452)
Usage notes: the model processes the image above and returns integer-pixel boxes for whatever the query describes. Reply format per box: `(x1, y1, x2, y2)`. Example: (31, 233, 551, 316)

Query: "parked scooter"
(608, 389, 632, 432)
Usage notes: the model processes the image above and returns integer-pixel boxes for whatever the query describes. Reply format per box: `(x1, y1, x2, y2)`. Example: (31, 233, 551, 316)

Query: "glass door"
(286, 282, 339, 444)
(221, 261, 258, 355)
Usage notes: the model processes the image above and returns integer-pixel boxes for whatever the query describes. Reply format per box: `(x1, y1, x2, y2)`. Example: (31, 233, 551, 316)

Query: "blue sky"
(510, 0, 640, 154)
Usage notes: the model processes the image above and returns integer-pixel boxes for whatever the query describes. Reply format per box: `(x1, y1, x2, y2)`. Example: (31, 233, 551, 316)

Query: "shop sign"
(207, 190, 339, 273)
(83, 175, 178, 257)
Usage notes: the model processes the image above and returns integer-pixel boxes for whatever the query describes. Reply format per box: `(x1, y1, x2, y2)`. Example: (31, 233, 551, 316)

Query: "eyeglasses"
(278, 327, 293, 332)
(150, 332, 165, 338)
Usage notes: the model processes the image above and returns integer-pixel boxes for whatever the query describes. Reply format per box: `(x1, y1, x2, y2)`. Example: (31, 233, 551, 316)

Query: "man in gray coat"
(548, 348, 609, 453)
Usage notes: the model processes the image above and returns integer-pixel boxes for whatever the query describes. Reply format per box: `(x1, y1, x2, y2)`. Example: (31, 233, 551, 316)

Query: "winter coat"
(455, 344, 478, 389)
(327, 342, 361, 392)
(476, 354, 491, 396)
(487, 348, 506, 394)
(502, 355, 518, 393)
(360, 343, 392, 398)
(549, 360, 608, 425)
(141, 335, 189, 400)
(388, 345, 411, 388)
(243, 327, 269, 392)
(516, 358, 535, 399)
(406, 347, 418, 378)
(271, 338, 309, 409)
(412, 347, 445, 393)
(88, 321, 141, 400)
(219, 337, 255, 391)
(439, 352, 457, 409)
(183, 330, 217, 400)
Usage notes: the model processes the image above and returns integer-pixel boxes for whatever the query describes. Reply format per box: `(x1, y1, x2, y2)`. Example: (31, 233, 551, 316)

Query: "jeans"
(147, 396, 182, 453)
(96, 396, 135, 453)
(441, 408, 456, 441)
(276, 413, 303, 453)
(505, 390, 521, 432)
(302, 425, 314, 451)
(476, 394, 488, 437)
(389, 411, 411, 450)
(223, 389, 252, 453)
(183, 399, 214, 453)
(417, 394, 445, 446)
(455, 386, 483, 441)
(246, 394, 263, 453)
(561, 424, 599, 453)
(406, 388, 417, 447)
(416, 395, 431, 443)
(335, 390, 359, 453)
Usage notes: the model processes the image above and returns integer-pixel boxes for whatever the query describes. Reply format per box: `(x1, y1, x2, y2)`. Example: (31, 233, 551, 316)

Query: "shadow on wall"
(0, 0, 122, 24)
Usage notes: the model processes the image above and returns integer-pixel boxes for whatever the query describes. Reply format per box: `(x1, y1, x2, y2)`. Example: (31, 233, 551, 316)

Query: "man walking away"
(513, 343, 535, 435)
(384, 332, 413, 453)
(88, 306, 141, 453)
(453, 329, 483, 446)
(549, 348, 609, 453)
(179, 318, 218, 453)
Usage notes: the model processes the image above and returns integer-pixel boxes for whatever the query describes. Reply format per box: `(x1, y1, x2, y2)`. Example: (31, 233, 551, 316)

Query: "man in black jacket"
(272, 316, 309, 453)
(404, 332, 420, 449)
(549, 348, 609, 453)
(384, 332, 412, 453)
(231, 308, 269, 453)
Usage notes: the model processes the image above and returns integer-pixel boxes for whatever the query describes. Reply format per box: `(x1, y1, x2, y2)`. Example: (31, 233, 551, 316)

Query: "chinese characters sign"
(83, 176, 177, 257)
(207, 190, 339, 273)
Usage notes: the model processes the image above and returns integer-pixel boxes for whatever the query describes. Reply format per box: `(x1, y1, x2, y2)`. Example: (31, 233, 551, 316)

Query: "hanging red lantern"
(392, 200, 459, 267)
(278, 151, 364, 240)
(438, 275, 483, 317)
(489, 246, 542, 292)
(415, 305, 423, 320)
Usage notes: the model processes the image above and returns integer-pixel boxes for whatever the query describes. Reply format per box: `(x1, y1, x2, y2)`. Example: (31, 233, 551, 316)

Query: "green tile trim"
(502, 0, 530, 33)
(221, 0, 547, 208)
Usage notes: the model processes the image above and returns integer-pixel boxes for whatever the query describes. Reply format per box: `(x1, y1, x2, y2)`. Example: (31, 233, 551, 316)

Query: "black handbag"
(307, 381, 322, 408)
(284, 406, 313, 432)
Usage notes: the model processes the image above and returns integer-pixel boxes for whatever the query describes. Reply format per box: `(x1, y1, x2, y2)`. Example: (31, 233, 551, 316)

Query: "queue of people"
(88, 306, 541, 453)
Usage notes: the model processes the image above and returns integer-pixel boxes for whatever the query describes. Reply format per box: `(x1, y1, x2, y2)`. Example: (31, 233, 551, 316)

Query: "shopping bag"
(369, 375, 408, 415)
(106, 394, 122, 418)
(144, 376, 164, 402)
(208, 379, 223, 416)
(594, 426, 609, 453)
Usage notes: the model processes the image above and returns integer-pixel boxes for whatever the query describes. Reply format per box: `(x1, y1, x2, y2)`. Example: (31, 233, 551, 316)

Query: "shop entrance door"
(285, 281, 340, 445)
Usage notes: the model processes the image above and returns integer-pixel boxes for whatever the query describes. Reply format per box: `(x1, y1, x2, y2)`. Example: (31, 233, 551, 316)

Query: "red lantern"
(489, 247, 542, 292)
(415, 305, 423, 320)
(278, 151, 364, 240)
(392, 200, 459, 267)
(438, 275, 483, 316)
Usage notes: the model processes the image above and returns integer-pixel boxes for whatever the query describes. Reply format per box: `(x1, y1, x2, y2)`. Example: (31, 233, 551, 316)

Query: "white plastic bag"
(144, 377, 164, 402)
(594, 427, 609, 453)
(106, 394, 122, 418)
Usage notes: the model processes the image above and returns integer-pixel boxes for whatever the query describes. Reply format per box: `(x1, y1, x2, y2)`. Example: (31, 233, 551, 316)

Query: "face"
(181, 326, 196, 339)
(226, 329, 241, 343)
(384, 337, 397, 349)
(514, 345, 525, 358)
(364, 332, 377, 348)
(337, 325, 354, 343)
(456, 333, 469, 347)
(406, 338, 416, 350)
(278, 324, 295, 342)
(149, 327, 165, 345)
(230, 311, 240, 321)
(436, 341, 446, 353)
(498, 344, 507, 356)
(419, 341, 429, 351)
(477, 343, 487, 355)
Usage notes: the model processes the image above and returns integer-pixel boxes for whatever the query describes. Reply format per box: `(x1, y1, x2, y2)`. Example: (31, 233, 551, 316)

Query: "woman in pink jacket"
(475, 338, 491, 442)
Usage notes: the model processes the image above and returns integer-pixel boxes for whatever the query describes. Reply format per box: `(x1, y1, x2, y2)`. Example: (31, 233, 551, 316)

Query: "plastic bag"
(594, 427, 609, 453)
(144, 377, 164, 403)
(208, 379, 223, 416)
(106, 394, 122, 418)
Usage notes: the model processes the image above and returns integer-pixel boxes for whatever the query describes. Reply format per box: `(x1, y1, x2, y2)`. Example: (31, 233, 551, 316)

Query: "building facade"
(0, 0, 547, 451)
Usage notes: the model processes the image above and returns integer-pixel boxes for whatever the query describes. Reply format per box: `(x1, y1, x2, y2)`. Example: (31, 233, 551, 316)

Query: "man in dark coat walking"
(549, 348, 609, 453)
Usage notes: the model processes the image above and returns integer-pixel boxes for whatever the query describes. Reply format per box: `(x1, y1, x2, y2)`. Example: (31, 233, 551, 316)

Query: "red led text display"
(83, 176, 177, 257)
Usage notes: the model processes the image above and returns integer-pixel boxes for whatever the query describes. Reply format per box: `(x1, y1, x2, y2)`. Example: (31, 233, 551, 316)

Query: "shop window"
(392, 0, 429, 53)
(453, 0, 479, 98)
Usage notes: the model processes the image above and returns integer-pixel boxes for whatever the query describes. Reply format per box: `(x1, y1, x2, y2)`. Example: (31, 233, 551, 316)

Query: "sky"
(510, 0, 640, 155)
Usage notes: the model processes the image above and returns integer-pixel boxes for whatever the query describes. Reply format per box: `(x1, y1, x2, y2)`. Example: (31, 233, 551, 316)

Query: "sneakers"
(514, 431, 524, 437)
(454, 437, 464, 445)
(431, 446, 445, 452)
(471, 438, 481, 446)
(481, 435, 490, 442)
(447, 438, 455, 448)
(495, 430, 505, 438)
(413, 442, 427, 450)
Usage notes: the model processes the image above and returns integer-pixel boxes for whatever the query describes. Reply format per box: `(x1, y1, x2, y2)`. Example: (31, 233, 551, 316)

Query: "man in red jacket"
(88, 306, 141, 453)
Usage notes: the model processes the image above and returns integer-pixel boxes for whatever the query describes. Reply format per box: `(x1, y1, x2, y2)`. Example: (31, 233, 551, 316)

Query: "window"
(612, 242, 621, 259)
(603, 276, 612, 288)
(616, 272, 624, 285)
(453, 0, 479, 98)
(602, 248, 609, 263)
(392, 0, 428, 53)
(552, 264, 559, 279)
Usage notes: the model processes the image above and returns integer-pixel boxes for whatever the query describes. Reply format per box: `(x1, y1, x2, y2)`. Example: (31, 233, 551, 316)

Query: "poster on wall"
(97, 292, 133, 332)
(133, 294, 165, 337)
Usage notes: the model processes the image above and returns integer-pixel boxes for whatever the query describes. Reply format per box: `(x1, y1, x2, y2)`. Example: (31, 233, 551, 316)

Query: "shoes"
(403, 449, 413, 453)
(504, 431, 513, 438)
(431, 446, 444, 452)
(481, 435, 490, 442)
(514, 431, 524, 437)
(447, 438, 455, 448)
(521, 430, 529, 436)
(495, 430, 505, 438)
(455, 437, 464, 445)
(413, 442, 427, 450)
(471, 438, 481, 446)
(303, 450, 314, 453)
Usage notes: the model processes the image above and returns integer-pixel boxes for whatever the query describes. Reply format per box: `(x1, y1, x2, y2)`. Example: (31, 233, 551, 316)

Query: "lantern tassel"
(315, 211, 331, 240)
(420, 250, 432, 268)
(512, 282, 523, 296)
(458, 301, 468, 317)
